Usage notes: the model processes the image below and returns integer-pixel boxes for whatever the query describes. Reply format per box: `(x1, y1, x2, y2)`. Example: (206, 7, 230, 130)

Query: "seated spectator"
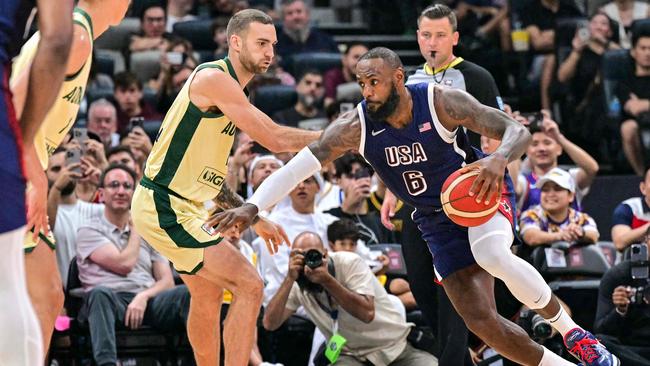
(594, 228, 650, 365)
(255, 173, 336, 305)
(211, 17, 229, 59)
(46, 147, 104, 286)
(150, 38, 199, 112)
(113, 72, 162, 133)
(275, 0, 338, 64)
(76, 165, 190, 366)
(87, 98, 120, 149)
(522, 0, 582, 109)
(600, 0, 650, 48)
(556, 12, 620, 152)
(324, 42, 368, 107)
(518, 111, 599, 213)
(263, 232, 438, 366)
(328, 219, 417, 311)
(272, 69, 326, 129)
(520, 168, 599, 247)
(128, 3, 172, 54)
(107, 146, 142, 180)
(325, 153, 385, 245)
(612, 166, 650, 251)
(618, 29, 650, 176)
(166, 0, 197, 33)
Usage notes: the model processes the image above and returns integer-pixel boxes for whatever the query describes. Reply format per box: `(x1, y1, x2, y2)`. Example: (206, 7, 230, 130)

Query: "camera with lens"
(517, 309, 553, 341)
(523, 112, 544, 132)
(304, 249, 324, 269)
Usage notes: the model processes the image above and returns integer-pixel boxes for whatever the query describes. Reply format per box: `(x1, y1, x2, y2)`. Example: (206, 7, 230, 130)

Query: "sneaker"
(564, 328, 620, 366)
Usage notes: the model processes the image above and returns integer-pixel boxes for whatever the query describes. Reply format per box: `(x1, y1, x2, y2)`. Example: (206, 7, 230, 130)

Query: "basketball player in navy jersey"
(1, 0, 73, 363)
(209, 48, 619, 366)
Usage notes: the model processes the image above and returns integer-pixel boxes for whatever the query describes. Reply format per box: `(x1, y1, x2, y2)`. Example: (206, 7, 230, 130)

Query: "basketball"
(440, 169, 501, 227)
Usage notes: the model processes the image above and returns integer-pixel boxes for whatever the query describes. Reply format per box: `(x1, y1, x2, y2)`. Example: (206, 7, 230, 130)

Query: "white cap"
(248, 155, 284, 179)
(535, 167, 575, 193)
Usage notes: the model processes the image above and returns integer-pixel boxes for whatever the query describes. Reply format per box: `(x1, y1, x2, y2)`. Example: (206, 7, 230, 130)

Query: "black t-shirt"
(571, 48, 603, 104)
(594, 260, 650, 346)
(522, 0, 582, 31)
(617, 74, 650, 121)
(272, 107, 326, 129)
(325, 204, 386, 245)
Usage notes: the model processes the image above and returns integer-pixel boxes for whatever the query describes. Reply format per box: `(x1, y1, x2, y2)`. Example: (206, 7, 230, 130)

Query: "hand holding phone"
(65, 148, 83, 174)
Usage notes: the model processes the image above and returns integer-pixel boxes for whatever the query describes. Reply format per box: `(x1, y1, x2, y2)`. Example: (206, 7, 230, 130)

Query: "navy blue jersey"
(0, 0, 33, 63)
(358, 82, 481, 210)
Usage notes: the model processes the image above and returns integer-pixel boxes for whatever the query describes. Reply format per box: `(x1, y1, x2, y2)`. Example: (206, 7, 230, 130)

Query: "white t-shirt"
(53, 200, 104, 286)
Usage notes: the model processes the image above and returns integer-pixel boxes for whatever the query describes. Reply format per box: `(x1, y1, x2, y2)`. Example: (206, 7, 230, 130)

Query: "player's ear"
(395, 67, 405, 84)
(229, 34, 241, 52)
(452, 31, 460, 46)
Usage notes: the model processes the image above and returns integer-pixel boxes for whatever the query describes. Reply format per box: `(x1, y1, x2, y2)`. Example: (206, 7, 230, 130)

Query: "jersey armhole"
(187, 63, 227, 118)
(357, 103, 366, 157)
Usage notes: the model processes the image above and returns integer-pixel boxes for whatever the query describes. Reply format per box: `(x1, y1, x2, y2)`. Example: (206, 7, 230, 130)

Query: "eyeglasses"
(105, 180, 134, 191)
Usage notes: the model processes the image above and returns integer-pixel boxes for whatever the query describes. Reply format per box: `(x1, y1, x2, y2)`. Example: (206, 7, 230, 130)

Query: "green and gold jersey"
(10, 7, 94, 169)
(143, 57, 239, 203)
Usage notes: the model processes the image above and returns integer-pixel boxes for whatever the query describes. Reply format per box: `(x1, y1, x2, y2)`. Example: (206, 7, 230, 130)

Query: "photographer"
(263, 232, 437, 366)
(594, 231, 650, 365)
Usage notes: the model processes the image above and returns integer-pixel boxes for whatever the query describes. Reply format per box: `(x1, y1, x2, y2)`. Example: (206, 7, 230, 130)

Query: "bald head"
(293, 231, 323, 251)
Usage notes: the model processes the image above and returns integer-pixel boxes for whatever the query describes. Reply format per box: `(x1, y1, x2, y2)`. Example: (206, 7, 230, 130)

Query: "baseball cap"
(535, 167, 575, 193)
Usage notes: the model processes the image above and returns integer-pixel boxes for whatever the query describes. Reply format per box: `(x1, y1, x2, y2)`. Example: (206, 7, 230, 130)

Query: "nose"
(362, 84, 374, 99)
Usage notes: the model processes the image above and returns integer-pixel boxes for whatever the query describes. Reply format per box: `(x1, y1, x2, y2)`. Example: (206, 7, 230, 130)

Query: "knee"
(87, 286, 115, 307)
(233, 275, 263, 302)
(473, 248, 510, 276)
(621, 120, 639, 139)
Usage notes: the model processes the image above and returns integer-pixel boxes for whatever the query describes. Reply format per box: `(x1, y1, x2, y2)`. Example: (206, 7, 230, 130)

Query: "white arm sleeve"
(247, 147, 322, 212)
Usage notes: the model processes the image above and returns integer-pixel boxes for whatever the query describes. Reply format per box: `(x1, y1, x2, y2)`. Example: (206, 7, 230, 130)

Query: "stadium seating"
(601, 49, 634, 121)
(253, 84, 297, 115)
(173, 20, 216, 51)
(289, 52, 342, 77)
(129, 50, 162, 83)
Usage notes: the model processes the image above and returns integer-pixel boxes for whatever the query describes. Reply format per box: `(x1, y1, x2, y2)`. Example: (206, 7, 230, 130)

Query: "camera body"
(523, 112, 544, 131)
(517, 309, 553, 341)
(629, 284, 650, 305)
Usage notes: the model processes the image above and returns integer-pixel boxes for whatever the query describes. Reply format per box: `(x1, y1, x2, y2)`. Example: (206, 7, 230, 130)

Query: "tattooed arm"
(212, 183, 246, 210)
(206, 110, 361, 233)
(433, 86, 531, 204)
(434, 86, 531, 163)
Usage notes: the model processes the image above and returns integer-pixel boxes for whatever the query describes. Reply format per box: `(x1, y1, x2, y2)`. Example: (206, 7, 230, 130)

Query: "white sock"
(546, 306, 580, 338)
(0, 226, 43, 366)
(538, 346, 576, 366)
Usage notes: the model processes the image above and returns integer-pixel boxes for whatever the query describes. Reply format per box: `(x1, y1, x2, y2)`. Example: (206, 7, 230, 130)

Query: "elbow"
(262, 315, 280, 331)
(613, 238, 628, 252)
(363, 309, 375, 323)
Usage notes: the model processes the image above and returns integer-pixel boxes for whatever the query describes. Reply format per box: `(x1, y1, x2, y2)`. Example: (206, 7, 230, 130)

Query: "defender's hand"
(253, 217, 291, 255)
(26, 170, 49, 240)
(458, 154, 507, 205)
(205, 203, 259, 234)
(380, 189, 397, 230)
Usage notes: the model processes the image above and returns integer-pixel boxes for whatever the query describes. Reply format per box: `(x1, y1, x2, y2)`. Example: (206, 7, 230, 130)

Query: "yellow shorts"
(24, 229, 56, 253)
(132, 178, 223, 275)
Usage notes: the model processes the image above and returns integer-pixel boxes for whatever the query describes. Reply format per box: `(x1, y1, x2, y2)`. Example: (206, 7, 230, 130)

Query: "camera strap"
(313, 261, 339, 332)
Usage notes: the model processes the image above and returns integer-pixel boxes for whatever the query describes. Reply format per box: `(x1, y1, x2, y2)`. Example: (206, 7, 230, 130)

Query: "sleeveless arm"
(190, 68, 320, 153)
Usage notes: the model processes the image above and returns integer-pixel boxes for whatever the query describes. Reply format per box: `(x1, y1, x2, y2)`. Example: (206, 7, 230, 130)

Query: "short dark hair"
(113, 71, 142, 91)
(107, 146, 136, 163)
(632, 27, 650, 49)
(226, 9, 274, 42)
(418, 4, 457, 32)
(327, 219, 360, 243)
(358, 47, 403, 69)
(298, 68, 323, 82)
(52, 146, 67, 155)
(99, 164, 137, 188)
(140, 3, 166, 21)
(333, 153, 372, 179)
(344, 42, 368, 55)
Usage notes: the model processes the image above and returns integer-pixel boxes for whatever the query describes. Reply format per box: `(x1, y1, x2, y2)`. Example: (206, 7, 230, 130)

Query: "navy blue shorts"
(0, 62, 27, 233)
(412, 180, 517, 280)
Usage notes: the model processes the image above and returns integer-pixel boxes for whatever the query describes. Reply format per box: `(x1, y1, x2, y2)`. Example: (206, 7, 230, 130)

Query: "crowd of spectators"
(36, 0, 650, 365)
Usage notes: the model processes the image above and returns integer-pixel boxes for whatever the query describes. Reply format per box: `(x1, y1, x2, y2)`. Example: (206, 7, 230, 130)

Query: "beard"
(367, 83, 400, 121)
(240, 46, 269, 74)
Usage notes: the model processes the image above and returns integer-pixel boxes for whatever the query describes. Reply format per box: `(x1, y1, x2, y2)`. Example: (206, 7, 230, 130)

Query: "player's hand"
(380, 189, 397, 230)
(288, 249, 305, 281)
(458, 154, 506, 205)
(232, 141, 256, 168)
(26, 169, 50, 241)
(205, 203, 259, 235)
(252, 217, 291, 255)
(612, 286, 632, 315)
(125, 293, 148, 329)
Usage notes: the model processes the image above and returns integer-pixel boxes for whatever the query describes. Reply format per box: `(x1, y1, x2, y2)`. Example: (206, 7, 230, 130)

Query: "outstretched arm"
(207, 110, 362, 233)
(434, 86, 531, 203)
(190, 68, 320, 152)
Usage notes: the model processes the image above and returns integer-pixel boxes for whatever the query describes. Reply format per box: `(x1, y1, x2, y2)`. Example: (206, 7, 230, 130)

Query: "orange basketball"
(440, 169, 501, 227)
